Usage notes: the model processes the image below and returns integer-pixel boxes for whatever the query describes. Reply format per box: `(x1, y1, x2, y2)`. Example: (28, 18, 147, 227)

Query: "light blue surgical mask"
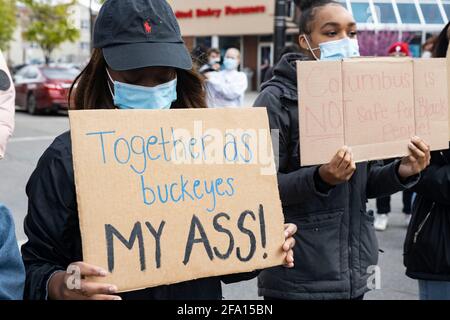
(303, 36, 360, 61)
(106, 68, 177, 110)
(223, 58, 238, 71)
(319, 37, 360, 60)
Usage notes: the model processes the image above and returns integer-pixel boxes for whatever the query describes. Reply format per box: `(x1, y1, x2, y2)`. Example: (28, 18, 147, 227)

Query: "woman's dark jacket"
(404, 146, 450, 281)
(254, 53, 419, 300)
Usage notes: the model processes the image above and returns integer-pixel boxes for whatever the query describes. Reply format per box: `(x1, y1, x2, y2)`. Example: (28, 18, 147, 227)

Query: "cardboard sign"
(297, 58, 449, 166)
(69, 108, 285, 292)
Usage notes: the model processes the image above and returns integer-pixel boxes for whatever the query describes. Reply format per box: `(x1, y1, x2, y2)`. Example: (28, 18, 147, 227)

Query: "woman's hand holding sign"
(283, 223, 297, 268)
(319, 137, 431, 186)
(49, 224, 298, 300)
(319, 146, 356, 186)
(398, 136, 431, 179)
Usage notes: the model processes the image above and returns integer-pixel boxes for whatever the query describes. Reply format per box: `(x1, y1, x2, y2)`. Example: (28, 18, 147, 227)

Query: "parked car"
(11, 63, 28, 75)
(14, 65, 79, 114)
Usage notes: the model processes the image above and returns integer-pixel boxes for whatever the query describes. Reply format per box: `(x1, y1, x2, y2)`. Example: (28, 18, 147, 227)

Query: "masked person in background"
(199, 48, 221, 75)
(254, 0, 431, 300)
(0, 50, 25, 300)
(21, 0, 297, 300)
(205, 48, 248, 108)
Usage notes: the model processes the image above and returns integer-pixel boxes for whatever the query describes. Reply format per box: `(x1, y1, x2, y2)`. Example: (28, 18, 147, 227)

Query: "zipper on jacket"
(413, 203, 435, 244)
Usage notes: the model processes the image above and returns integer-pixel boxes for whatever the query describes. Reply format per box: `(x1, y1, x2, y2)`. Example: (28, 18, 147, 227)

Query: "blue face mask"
(303, 36, 360, 61)
(319, 37, 360, 60)
(106, 69, 177, 110)
(223, 58, 238, 71)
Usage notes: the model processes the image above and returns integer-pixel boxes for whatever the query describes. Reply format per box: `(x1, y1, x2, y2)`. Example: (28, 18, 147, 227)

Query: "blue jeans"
(0, 203, 25, 300)
(419, 280, 450, 300)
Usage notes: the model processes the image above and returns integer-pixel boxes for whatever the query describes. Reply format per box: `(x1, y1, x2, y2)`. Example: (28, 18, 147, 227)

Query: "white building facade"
(5, 1, 95, 66)
(337, 0, 449, 56)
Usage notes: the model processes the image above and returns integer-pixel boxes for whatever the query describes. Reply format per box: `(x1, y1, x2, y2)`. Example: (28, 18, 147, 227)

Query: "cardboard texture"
(69, 108, 285, 292)
(297, 58, 449, 166)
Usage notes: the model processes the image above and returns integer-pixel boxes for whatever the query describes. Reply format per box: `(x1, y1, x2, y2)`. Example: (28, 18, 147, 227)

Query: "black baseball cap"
(93, 0, 192, 71)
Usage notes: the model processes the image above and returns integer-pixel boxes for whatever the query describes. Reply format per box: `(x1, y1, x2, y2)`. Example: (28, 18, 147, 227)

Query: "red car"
(14, 65, 79, 114)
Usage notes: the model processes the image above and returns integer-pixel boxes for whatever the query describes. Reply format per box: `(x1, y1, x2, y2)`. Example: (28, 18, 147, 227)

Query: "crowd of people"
(0, 0, 449, 300)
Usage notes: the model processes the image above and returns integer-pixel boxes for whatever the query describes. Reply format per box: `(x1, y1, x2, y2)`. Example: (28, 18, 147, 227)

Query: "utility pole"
(274, 0, 287, 64)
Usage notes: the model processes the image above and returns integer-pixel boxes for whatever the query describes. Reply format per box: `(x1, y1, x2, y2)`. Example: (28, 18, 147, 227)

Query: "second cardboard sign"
(297, 58, 449, 166)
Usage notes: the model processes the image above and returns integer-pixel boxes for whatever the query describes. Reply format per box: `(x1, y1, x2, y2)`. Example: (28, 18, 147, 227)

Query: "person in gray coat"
(255, 0, 431, 300)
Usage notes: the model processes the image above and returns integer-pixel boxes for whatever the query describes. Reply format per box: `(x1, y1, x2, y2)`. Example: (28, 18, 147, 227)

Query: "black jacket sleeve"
(366, 160, 420, 199)
(411, 151, 450, 205)
(254, 89, 333, 207)
(21, 138, 82, 300)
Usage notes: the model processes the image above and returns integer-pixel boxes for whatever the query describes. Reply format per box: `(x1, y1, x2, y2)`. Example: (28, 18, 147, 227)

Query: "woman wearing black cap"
(21, 0, 296, 300)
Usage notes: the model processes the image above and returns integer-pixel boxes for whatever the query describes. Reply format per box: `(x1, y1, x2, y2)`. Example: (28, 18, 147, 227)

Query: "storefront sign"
(167, 0, 275, 36)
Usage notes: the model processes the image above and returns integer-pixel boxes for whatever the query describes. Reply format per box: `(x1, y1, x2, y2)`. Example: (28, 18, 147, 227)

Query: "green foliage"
(22, 0, 80, 63)
(0, 0, 17, 51)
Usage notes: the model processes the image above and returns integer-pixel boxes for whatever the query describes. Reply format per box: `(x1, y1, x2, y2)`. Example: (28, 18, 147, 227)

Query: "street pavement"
(1, 93, 419, 299)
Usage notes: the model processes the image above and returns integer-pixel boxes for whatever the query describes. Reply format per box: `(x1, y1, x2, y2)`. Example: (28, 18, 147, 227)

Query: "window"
(80, 19, 90, 30)
(24, 67, 39, 79)
(80, 42, 90, 50)
(444, 3, 450, 21)
(420, 2, 444, 24)
(259, 35, 272, 42)
(373, 2, 397, 23)
(219, 36, 242, 53)
(195, 37, 212, 48)
(351, 2, 373, 23)
(397, 3, 421, 24)
(41, 68, 79, 80)
(16, 66, 29, 78)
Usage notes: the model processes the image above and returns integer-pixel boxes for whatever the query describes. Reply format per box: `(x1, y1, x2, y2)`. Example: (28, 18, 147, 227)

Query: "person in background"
(199, 48, 221, 75)
(422, 36, 437, 58)
(0, 50, 26, 300)
(205, 48, 248, 108)
(374, 186, 414, 231)
(388, 41, 411, 57)
(404, 21, 450, 301)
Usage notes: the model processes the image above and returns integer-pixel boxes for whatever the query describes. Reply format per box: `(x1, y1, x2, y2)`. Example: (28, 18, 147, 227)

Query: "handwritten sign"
(298, 58, 449, 166)
(69, 108, 285, 292)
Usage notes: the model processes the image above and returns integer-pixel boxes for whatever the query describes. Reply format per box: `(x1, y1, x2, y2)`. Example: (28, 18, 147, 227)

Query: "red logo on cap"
(144, 21, 152, 34)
